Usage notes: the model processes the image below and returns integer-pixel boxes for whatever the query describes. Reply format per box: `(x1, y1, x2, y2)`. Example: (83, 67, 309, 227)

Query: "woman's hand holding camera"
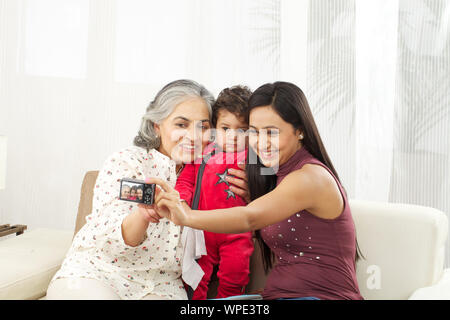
(142, 163, 249, 226)
(145, 177, 189, 226)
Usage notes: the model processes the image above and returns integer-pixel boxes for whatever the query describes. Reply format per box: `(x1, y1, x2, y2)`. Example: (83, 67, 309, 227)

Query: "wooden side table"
(0, 224, 27, 237)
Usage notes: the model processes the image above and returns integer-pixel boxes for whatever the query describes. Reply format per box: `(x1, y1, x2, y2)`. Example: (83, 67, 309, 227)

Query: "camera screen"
(119, 178, 155, 205)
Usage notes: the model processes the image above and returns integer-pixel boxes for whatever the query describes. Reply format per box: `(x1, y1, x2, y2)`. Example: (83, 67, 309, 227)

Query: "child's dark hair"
(211, 85, 252, 127)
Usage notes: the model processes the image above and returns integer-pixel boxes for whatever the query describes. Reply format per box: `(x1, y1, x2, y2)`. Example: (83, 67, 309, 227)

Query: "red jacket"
(175, 143, 247, 210)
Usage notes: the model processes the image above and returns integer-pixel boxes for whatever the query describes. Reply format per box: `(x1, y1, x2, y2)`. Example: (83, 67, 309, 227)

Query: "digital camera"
(119, 178, 156, 205)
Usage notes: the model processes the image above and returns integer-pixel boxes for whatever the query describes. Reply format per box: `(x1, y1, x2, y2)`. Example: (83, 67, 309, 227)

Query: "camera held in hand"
(119, 178, 156, 205)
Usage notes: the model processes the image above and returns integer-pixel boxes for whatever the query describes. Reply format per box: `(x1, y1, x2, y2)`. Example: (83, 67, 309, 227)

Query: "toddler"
(175, 85, 254, 299)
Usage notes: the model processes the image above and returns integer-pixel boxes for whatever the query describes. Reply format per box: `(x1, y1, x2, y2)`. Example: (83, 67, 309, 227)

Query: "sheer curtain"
(0, 0, 449, 264)
(310, 0, 450, 266)
(114, 0, 285, 93)
(307, 0, 450, 265)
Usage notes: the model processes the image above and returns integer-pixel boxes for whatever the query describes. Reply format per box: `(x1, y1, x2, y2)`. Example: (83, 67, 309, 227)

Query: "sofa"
(1, 170, 449, 300)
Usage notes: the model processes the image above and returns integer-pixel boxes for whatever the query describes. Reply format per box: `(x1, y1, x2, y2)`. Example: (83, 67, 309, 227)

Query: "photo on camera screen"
(119, 178, 155, 205)
(119, 180, 144, 203)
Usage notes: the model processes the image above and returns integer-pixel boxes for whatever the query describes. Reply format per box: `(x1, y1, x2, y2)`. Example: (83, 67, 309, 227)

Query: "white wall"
(0, 0, 166, 230)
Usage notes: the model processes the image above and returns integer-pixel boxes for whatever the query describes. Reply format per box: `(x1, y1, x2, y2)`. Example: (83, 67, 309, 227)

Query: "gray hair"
(134, 79, 215, 150)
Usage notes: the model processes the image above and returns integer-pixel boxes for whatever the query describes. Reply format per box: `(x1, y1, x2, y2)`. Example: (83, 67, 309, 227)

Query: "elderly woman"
(46, 80, 248, 300)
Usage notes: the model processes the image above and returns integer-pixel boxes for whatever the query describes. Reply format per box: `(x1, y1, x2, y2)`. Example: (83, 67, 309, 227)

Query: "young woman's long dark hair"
(246, 82, 363, 273)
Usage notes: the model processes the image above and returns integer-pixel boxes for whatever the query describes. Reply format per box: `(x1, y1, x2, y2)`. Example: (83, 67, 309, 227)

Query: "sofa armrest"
(0, 228, 73, 300)
(408, 268, 450, 300)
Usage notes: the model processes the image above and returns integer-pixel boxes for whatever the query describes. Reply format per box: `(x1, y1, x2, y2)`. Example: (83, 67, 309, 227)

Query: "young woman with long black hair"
(149, 82, 363, 300)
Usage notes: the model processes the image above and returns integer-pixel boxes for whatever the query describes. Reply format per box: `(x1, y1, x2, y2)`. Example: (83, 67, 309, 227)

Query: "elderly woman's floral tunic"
(50, 146, 186, 300)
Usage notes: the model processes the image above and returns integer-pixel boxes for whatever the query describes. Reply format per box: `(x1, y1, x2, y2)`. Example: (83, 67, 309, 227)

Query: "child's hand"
(226, 163, 250, 203)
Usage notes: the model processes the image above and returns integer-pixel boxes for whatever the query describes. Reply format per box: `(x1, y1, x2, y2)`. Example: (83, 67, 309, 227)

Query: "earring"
(299, 133, 304, 140)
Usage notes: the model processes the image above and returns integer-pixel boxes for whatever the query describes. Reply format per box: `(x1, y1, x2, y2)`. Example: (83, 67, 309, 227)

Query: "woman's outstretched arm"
(148, 167, 321, 234)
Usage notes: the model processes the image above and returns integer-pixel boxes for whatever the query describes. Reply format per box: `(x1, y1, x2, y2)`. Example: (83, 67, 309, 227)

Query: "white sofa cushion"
(409, 268, 450, 299)
(351, 200, 448, 300)
(0, 228, 73, 300)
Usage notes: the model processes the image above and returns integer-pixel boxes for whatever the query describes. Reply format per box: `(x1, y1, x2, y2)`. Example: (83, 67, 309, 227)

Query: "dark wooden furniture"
(0, 224, 27, 237)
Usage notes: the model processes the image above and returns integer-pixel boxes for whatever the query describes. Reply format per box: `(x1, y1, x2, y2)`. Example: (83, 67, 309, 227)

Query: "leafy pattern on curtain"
(390, 1, 450, 251)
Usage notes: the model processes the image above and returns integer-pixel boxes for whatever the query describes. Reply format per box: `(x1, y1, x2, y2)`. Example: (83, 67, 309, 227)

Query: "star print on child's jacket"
(215, 169, 236, 199)
(176, 143, 247, 208)
(215, 169, 230, 186)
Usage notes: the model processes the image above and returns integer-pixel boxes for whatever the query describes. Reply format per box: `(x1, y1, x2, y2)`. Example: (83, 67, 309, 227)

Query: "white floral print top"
(50, 146, 186, 300)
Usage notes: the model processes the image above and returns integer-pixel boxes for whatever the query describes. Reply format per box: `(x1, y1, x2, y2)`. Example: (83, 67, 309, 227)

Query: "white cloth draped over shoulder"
(181, 227, 207, 290)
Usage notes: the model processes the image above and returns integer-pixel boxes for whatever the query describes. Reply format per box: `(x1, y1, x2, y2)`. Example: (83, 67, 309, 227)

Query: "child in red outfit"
(175, 86, 254, 299)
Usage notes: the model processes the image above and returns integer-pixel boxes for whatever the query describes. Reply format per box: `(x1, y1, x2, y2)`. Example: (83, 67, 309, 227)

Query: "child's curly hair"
(211, 85, 253, 127)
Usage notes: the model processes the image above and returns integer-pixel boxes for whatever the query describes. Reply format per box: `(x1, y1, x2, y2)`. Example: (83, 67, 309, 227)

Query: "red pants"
(192, 231, 254, 300)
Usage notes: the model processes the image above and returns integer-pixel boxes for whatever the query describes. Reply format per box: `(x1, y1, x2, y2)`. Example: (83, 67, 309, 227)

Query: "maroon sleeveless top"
(261, 147, 363, 300)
